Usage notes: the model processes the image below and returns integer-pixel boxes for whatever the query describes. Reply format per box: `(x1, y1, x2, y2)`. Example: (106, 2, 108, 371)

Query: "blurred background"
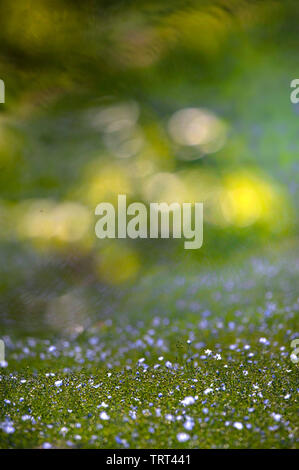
(0, 0, 298, 336)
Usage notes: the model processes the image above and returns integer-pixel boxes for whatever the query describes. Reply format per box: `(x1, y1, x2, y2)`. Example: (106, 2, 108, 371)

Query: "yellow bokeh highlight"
(79, 160, 133, 207)
(17, 200, 91, 243)
(220, 171, 292, 230)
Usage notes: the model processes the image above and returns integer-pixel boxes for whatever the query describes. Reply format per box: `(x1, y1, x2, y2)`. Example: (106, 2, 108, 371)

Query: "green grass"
(0, 241, 298, 449)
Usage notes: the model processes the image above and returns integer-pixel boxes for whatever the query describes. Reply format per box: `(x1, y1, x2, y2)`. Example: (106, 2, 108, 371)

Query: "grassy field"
(1, 241, 298, 449)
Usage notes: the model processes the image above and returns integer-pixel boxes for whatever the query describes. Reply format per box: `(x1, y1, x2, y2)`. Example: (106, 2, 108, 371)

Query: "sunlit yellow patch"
(166, 7, 232, 56)
(18, 200, 91, 243)
(220, 171, 292, 230)
(96, 243, 140, 284)
(79, 161, 133, 206)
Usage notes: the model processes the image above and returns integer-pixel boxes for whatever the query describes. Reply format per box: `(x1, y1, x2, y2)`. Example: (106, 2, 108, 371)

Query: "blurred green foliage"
(0, 0, 298, 334)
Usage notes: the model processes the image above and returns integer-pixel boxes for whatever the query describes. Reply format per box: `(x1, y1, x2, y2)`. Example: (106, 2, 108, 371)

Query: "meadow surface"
(1, 241, 298, 449)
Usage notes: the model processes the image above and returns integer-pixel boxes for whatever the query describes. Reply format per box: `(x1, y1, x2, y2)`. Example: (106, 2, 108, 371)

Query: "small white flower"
(290, 353, 298, 363)
(259, 337, 268, 344)
(184, 419, 194, 431)
(177, 432, 190, 443)
(271, 413, 281, 422)
(98, 401, 109, 408)
(233, 422, 243, 430)
(2, 424, 15, 434)
(205, 349, 212, 356)
(100, 411, 110, 420)
(181, 396, 195, 406)
(21, 415, 31, 421)
(42, 442, 52, 449)
(165, 414, 174, 422)
(214, 354, 222, 360)
(203, 388, 213, 395)
(54, 380, 63, 387)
